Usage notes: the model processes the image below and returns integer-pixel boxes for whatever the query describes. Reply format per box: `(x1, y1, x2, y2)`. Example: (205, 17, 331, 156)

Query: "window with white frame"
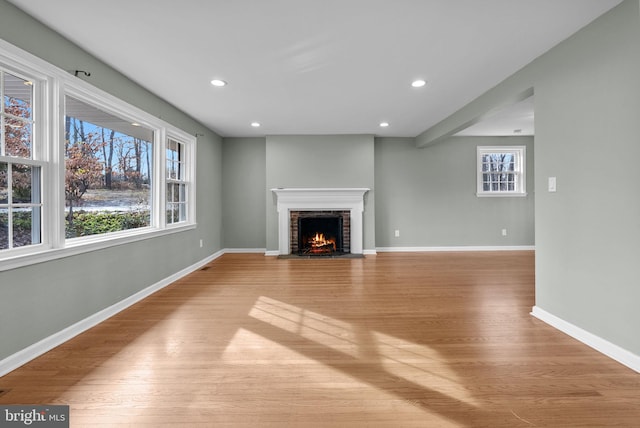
(1, 68, 43, 251)
(0, 40, 196, 268)
(477, 146, 526, 196)
(166, 138, 187, 224)
(64, 95, 154, 239)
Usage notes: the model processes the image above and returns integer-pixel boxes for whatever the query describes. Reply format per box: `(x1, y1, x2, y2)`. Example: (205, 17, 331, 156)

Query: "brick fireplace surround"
(271, 188, 369, 256)
(290, 210, 351, 254)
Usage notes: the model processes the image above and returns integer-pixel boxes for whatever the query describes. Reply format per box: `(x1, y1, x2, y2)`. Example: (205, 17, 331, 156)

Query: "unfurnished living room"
(1, 1, 639, 427)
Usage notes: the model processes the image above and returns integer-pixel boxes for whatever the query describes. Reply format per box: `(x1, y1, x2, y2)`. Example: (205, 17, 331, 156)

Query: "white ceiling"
(7, 0, 622, 138)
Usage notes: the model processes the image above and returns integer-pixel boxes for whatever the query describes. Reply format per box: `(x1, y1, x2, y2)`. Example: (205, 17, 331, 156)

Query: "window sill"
(476, 192, 528, 198)
(0, 223, 196, 273)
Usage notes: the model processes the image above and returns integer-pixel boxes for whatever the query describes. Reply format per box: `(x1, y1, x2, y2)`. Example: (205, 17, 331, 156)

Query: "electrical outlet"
(199, 239, 203, 248)
(548, 177, 557, 192)
(501, 229, 507, 236)
(394, 230, 400, 238)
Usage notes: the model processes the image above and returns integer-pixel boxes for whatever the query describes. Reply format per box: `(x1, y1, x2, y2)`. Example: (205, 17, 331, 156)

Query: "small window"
(477, 146, 526, 197)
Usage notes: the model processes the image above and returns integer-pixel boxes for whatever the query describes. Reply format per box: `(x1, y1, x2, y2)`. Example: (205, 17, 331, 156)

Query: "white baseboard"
(376, 245, 535, 252)
(264, 250, 280, 257)
(531, 306, 640, 374)
(0, 250, 225, 377)
(224, 248, 267, 254)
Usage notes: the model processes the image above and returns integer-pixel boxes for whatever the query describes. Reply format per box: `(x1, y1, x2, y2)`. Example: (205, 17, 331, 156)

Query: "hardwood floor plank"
(1, 252, 639, 427)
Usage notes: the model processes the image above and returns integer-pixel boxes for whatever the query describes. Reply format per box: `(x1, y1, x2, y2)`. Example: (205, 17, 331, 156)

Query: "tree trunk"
(134, 138, 142, 188)
(66, 200, 74, 227)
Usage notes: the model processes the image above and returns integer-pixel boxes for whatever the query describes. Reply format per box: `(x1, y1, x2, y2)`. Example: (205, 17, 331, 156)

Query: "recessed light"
(411, 79, 427, 88)
(210, 79, 227, 87)
(251, 122, 261, 127)
(379, 122, 390, 128)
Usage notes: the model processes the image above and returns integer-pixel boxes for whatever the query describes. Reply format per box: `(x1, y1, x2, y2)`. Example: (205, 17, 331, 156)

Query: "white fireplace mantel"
(271, 188, 369, 255)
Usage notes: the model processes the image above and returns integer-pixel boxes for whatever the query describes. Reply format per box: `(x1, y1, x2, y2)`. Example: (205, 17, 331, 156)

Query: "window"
(64, 95, 154, 239)
(477, 146, 526, 197)
(2, 71, 34, 158)
(0, 161, 42, 250)
(0, 39, 196, 269)
(166, 138, 187, 224)
(1, 69, 43, 251)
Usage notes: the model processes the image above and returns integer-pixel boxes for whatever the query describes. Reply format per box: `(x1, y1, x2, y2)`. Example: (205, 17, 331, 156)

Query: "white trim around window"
(476, 146, 527, 197)
(0, 39, 197, 272)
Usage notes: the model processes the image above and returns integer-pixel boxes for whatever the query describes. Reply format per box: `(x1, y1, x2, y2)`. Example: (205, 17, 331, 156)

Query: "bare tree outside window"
(1, 71, 41, 250)
(64, 96, 153, 238)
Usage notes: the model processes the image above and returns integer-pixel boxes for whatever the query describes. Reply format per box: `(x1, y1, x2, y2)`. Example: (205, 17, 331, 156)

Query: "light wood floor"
(1, 252, 639, 427)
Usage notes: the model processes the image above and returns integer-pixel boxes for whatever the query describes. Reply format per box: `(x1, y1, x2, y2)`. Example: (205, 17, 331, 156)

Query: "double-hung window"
(477, 146, 526, 197)
(1, 69, 44, 252)
(166, 138, 187, 225)
(0, 39, 196, 269)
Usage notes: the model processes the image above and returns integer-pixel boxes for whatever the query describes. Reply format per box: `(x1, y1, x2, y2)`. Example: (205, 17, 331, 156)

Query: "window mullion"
(6, 162, 12, 248)
(48, 81, 65, 249)
(155, 129, 167, 229)
(0, 71, 3, 157)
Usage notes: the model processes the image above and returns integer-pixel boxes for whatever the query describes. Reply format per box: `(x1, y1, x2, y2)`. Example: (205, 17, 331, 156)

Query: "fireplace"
(271, 188, 369, 256)
(290, 211, 350, 256)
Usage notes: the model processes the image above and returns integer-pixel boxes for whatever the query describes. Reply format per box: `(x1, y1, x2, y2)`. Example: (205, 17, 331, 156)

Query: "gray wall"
(222, 135, 535, 251)
(265, 135, 376, 252)
(375, 136, 534, 248)
(0, 0, 223, 361)
(222, 138, 266, 249)
(417, 0, 640, 355)
(534, 0, 640, 354)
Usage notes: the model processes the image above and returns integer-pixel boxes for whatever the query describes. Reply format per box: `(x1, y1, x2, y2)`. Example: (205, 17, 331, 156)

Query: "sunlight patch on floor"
(220, 327, 325, 363)
(244, 296, 480, 410)
(248, 296, 360, 358)
(373, 331, 480, 407)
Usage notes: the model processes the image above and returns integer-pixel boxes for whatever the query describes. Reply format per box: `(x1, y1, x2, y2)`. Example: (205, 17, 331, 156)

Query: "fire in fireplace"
(290, 210, 350, 256)
(299, 216, 343, 255)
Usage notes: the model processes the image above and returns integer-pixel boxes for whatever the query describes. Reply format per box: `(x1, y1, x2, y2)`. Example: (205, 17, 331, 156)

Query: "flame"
(307, 232, 336, 253)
